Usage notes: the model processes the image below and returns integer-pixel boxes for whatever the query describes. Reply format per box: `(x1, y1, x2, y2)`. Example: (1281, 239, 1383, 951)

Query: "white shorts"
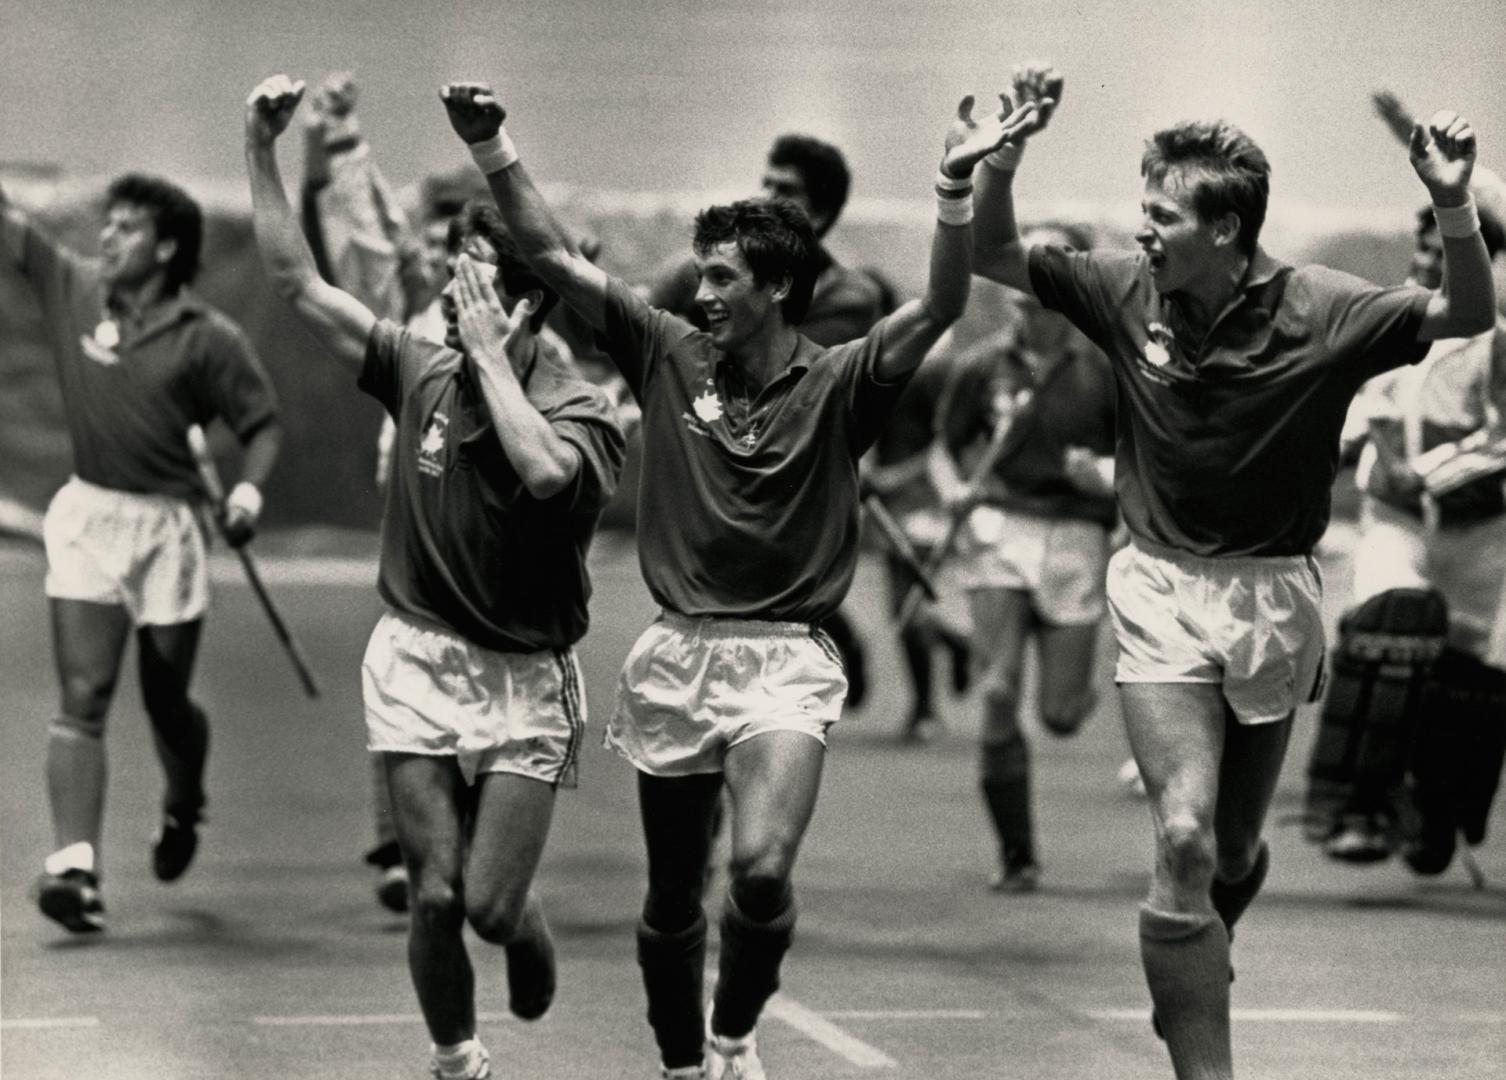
(42, 476, 209, 626)
(1351, 498, 1506, 668)
(604, 612, 847, 777)
(1106, 538, 1327, 724)
(361, 610, 587, 787)
(958, 505, 1110, 625)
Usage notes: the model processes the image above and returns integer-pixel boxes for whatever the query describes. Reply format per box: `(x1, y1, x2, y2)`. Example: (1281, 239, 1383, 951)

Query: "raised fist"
(439, 82, 507, 145)
(313, 72, 358, 118)
(1409, 109, 1477, 202)
(246, 75, 306, 144)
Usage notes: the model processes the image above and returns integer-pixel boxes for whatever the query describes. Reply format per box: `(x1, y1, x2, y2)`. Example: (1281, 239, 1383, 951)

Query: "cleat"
(1323, 814, 1394, 864)
(662, 1066, 707, 1079)
(505, 907, 557, 1020)
(1117, 757, 1147, 798)
(429, 1043, 491, 1080)
(36, 869, 106, 934)
(706, 1029, 765, 1080)
(152, 813, 200, 882)
(989, 862, 1040, 894)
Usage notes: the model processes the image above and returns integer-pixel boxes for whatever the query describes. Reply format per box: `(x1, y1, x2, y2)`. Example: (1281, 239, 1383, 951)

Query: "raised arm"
(244, 75, 376, 374)
(868, 95, 1041, 383)
(451, 254, 582, 500)
(439, 83, 614, 332)
(972, 63, 1062, 294)
(1409, 110, 1496, 340)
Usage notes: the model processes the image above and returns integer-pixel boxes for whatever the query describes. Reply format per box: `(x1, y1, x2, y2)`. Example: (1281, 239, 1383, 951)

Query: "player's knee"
(409, 874, 465, 933)
(642, 885, 704, 935)
(728, 869, 793, 923)
(59, 674, 115, 723)
(49, 712, 105, 743)
(139, 680, 193, 724)
(980, 683, 1021, 739)
(1039, 689, 1096, 738)
(467, 891, 528, 945)
(1215, 838, 1263, 884)
(1158, 815, 1216, 891)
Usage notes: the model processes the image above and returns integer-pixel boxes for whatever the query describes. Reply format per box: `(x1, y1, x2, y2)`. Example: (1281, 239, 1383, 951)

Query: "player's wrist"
(226, 482, 263, 522)
(983, 141, 1025, 173)
(468, 129, 518, 174)
(935, 169, 974, 226)
(1433, 193, 1480, 238)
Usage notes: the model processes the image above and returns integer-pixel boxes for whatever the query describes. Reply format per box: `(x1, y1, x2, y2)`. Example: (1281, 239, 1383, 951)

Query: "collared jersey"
(1029, 245, 1431, 556)
(940, 337, 1117, 528)
(6, 215, 277, 499)
(359, 320, 625, 652)
(601, 278, 911, 621)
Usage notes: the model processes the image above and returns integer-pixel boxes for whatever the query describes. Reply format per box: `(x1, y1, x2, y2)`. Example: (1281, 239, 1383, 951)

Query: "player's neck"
(1175, 250, 1249, 330)
(108, 273, 170, 323)
(723, 322, 798, 389)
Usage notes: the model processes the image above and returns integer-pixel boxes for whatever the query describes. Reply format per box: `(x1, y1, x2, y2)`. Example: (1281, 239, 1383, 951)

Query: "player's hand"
(453, 253, 534, 367)
(1371, 90, 1415, 147)
(246, 75, 306, 145)
(439, 82, 507, 145)
(940, 94, 1041, 179)
(313, 72, 358, 118)
(1062, 445, 1113, 497)
(220, 482, 263, 548)
(1409, 110, 1476, 203)
(1011, 62, 1064, 134)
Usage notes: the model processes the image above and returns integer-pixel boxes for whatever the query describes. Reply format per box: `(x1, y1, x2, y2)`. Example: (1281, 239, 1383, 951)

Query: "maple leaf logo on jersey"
(1144, 322, 1175, 368)
(417, 412, 449, 477)
(421, 421, 445, 456)
(692, 391, 724, 424)
(80, 318, 121, 366)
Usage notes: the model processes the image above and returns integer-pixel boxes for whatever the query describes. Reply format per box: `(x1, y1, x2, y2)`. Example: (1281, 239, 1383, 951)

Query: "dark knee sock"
(712, 891, 796, 1039)
(150, 702, 208, 820)
(1139, 905, 1232, 1080)
(980, 732, 1034, 869)
(637, 913, 708, 1068)
(900, 627, 934, 718)
(1211, 841, 1269, 939)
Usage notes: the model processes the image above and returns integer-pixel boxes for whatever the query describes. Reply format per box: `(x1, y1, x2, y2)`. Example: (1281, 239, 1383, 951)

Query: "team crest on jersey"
(80, 319, 121, 366)
(417, 412, 449, 477)
(1143, 322, 1175, 368)
(692, 391, 724, 424)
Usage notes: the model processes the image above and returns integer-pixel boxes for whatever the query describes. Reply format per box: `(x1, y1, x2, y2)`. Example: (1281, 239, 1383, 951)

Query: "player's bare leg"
(1122, 681, 1232, 1080)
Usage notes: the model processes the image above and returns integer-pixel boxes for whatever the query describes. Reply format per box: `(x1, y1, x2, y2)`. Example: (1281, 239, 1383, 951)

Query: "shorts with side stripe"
(604, 612, 847, 776)
(361, 609, 586, 787)
(1106, 537, 1327, 725)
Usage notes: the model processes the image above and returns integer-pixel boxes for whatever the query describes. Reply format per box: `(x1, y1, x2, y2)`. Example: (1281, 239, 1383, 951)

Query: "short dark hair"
(1415, 201, 1506, 259)
(1142, 120, 1270, 256)
(767, 134, 851, 231)
(105, 173, 202, 293)
(447, 200, 559, 331)
(693, 198, 819, 325)
(1024, 219, 1096, 251)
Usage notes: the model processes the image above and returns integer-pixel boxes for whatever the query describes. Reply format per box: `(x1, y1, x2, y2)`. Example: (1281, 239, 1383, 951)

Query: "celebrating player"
(971, 62, 1496, 1079)
(245, 74, 625, 1080)
(1, 173, 281, 934)
(437, 78, 1038, 1078)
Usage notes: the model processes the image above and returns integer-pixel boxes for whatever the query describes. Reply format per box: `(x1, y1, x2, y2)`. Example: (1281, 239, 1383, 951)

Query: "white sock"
(45, 842, 96, 876)
(431, 1038, 488, 1079)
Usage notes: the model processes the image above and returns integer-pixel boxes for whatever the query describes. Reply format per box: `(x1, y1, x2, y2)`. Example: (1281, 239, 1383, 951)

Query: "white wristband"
(937, 190, 974, 226)
(935, 168, 973, 193)
(226, 482, 263, 521)
(468, 129, 519, 175)
(984, 142, 1025, 173)
(1433, 195, 1480, 239)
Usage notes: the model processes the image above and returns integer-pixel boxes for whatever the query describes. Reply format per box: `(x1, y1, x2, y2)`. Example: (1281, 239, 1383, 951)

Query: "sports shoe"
(429, 1041, 491, 1080)
(706, 1028, 766, 1080)
(901, 713, 941, 744)
(36, 869, 106, 934)
(364, 840, 410, 913)
(505, 906, 557, 1020)
(152, 812, 200, 882)
(989, 862, 1040, 894)
(1117, 757, 1147, 798)
(661, 1066, 707, 1079)
(1323, 813, 1394, 864)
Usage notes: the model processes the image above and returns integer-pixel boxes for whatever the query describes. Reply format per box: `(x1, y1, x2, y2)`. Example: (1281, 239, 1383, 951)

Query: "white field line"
(824, 1009, 988, 1020)
(766, 994, 898, 1069)
(252, 1011, 512, 1027)
(1, 1017, 102, 1030)
(1087, 1008, 1404, 1024)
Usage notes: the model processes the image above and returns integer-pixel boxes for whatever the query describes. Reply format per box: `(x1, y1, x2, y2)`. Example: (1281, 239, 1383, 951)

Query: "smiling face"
(693, 241, 787, 351)
(99, 202, 172, 290)
(1134, 174, 1229, 296)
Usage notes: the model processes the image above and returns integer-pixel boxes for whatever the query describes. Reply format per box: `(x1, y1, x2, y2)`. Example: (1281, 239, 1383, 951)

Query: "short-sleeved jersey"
(1028, 244, 1432, 556)
(5, 214, 278, 499)
(940, 338, 1117, 528)
(647, 245, 891, 348)
(870, 354, 955, 519)
(359, 320, 625, 652)
(601, 278, 911, 622)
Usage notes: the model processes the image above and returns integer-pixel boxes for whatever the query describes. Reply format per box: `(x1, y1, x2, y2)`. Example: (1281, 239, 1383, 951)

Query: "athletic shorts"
(1106, 538, 1327, 725)
(604, 612, 847, 777)
(42, 476, 208, 626)
(1352, 498, 1506, 668)
(958, 505, 1110, 625)
(362, 609, 586, 787)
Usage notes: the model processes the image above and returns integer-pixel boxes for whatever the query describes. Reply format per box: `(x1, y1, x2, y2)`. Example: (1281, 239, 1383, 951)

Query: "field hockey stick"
(894, 389, 1032, 628)
(186, 425, 321, 698)
(862, 493, 939, 602)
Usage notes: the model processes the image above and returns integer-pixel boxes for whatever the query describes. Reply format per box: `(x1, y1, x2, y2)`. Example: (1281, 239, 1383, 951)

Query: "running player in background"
(0, 173, 281, 934)
(438, 78, 1039, 1078)
(972, 61, 1495, 1079)
(246, 75, 624, 1080)
(646, 133, 894, 709)
(932, 221, 1116, 892)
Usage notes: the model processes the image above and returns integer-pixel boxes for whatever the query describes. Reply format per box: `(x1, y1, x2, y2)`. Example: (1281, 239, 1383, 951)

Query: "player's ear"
(769, 272, 792, 305)
(154, 236, 178, 268)
(1211, 211, 1241, 249)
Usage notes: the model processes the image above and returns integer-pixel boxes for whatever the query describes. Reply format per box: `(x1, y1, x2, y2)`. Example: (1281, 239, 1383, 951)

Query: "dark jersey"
(359, 320, 624, 651)
(1028, 245, 1431, 556)
(601, 278, 911, 621)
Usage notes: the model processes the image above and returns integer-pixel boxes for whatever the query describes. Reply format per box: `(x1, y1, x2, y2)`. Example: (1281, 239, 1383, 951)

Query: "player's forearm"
(238, 420, 283, 491)
(972, 163, 1031, 291)
(481, 163, 606, 329)
(924, 219, 972, 326)
(1432, 229, 1496, 338)
(246, 140, 324, 303)
(472, 358, 580, 499)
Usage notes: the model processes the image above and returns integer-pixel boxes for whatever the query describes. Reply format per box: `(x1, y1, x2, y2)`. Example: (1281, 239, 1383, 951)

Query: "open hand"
(1011, 62, 1064, 132)
(246, 75, 306, 144)
(439, 82, 507, 145)
(940, 94, 1041, 179)
(453, 253, 533, 365)
(1409, 110, 1477, 203)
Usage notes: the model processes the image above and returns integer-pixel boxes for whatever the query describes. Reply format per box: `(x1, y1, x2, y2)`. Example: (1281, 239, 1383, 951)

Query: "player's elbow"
(518, 453, 577, 502)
